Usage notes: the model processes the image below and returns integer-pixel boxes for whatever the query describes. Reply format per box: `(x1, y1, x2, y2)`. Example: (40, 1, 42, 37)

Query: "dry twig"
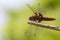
(28, 21, 60, 31)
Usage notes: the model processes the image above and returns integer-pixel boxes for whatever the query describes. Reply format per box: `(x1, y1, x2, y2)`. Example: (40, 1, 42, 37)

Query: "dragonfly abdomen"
(42, 17, 56, 21)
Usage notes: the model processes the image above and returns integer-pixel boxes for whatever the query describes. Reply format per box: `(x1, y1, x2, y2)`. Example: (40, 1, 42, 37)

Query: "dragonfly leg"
(38, 20, 42, 23)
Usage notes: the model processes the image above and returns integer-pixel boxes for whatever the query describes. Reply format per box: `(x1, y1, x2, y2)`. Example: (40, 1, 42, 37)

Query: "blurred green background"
(3, 0, 60, 40)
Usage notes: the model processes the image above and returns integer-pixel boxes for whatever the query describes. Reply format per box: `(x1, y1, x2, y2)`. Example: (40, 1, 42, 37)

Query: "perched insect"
(27, 3, 56, 23)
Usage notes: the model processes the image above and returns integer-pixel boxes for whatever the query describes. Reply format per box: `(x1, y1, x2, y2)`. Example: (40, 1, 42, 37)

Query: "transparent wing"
(26, 4, 37, 15)
(38, 2, 45, 14)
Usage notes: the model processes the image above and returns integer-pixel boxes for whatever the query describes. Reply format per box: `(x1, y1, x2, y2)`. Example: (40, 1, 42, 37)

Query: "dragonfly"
(27, 3, 56, 23)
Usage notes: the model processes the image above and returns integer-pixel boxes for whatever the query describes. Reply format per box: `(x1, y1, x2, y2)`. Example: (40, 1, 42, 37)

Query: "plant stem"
(28, 21, 60, 31)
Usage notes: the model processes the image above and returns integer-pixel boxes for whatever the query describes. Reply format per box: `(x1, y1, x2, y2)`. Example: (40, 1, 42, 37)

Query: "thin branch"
(28, 21, 60, 31)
